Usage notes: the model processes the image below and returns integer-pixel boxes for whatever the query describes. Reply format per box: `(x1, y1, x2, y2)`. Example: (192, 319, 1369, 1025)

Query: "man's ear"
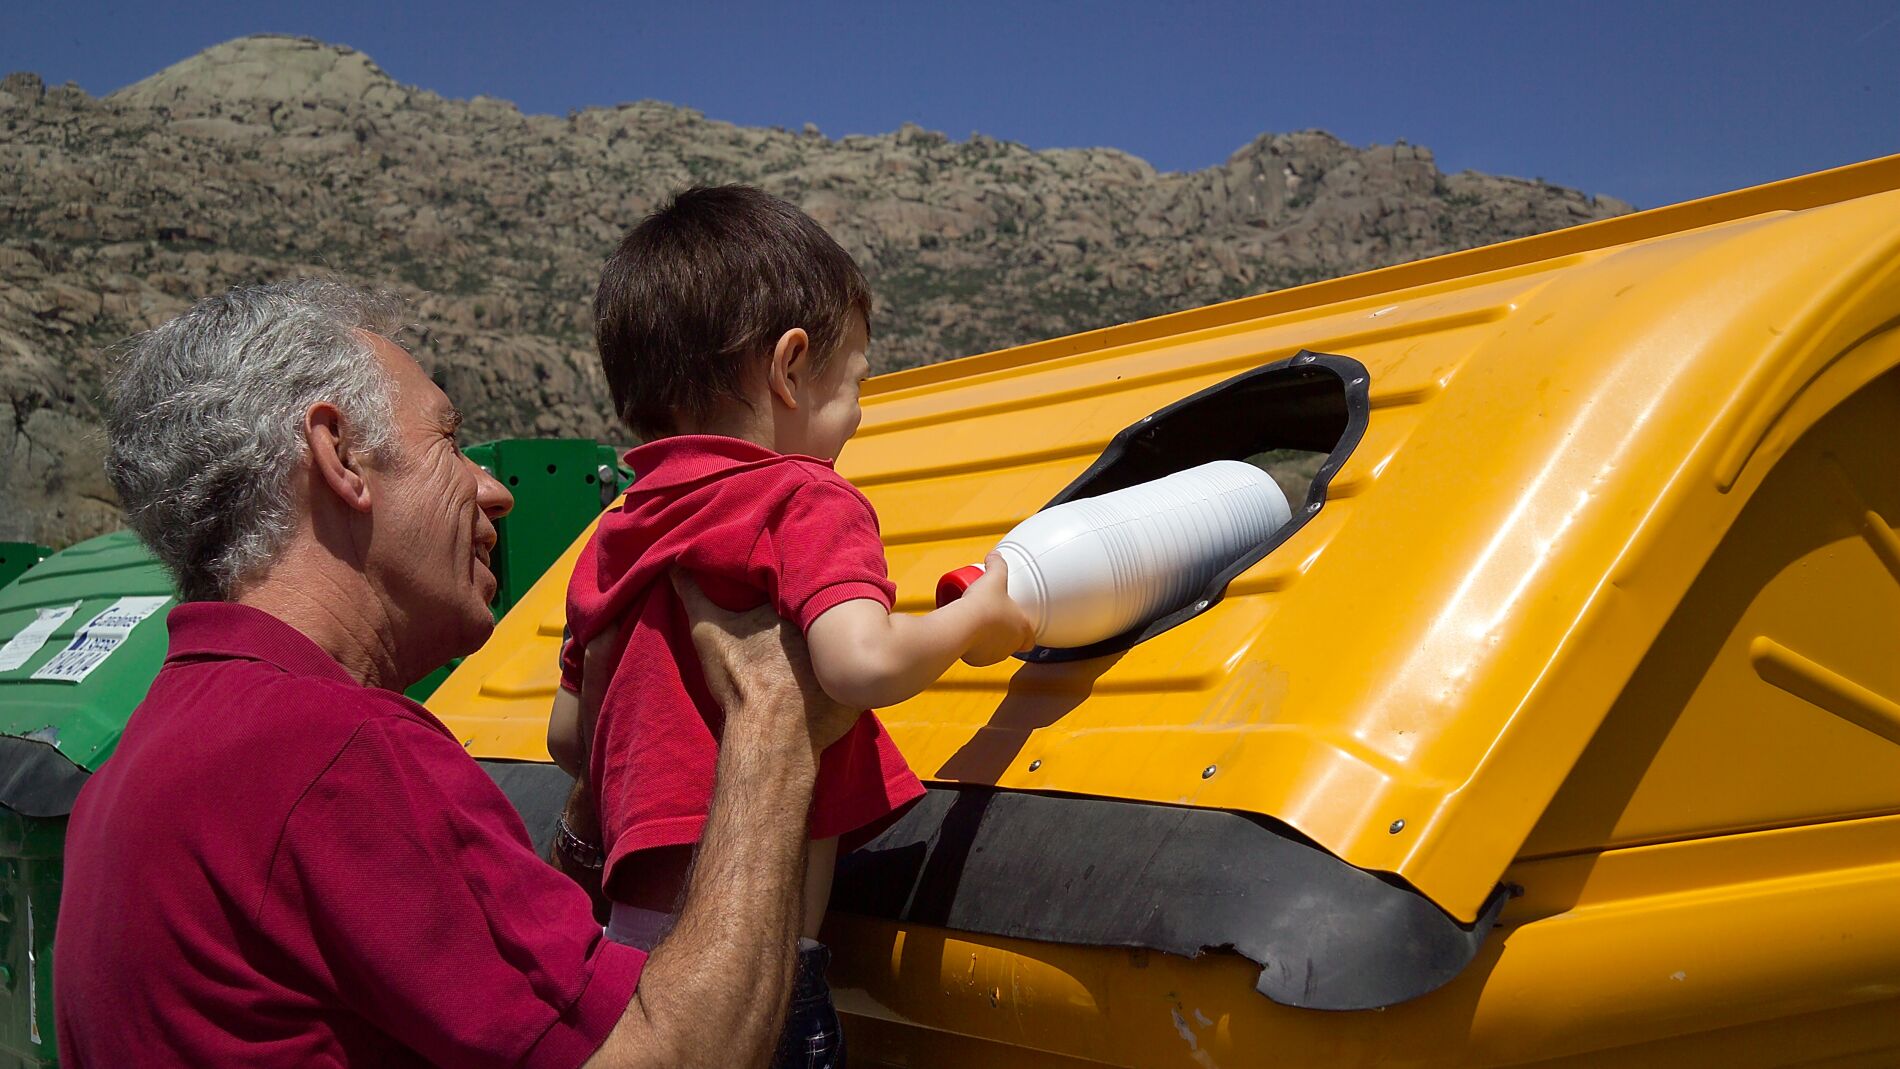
(767, 328, 810, 410)
(305, 401, 373, 513)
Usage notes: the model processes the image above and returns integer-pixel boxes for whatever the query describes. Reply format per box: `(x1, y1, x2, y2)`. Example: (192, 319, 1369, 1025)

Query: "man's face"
(359, 334, 513, 677)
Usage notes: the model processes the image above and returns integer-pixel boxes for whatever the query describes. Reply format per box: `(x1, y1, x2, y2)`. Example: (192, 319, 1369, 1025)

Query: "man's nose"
(471, 457, 514, 521)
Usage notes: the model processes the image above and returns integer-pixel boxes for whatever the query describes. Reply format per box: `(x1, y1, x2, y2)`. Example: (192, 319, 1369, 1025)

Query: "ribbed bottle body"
(997, 460, 1292, 648)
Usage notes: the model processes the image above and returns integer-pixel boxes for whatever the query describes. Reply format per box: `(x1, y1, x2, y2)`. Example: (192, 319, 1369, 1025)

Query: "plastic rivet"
(1201, 765, 1217, 779)
(1028, 759, 1042, 772)
(1389, 819, 1406, 834)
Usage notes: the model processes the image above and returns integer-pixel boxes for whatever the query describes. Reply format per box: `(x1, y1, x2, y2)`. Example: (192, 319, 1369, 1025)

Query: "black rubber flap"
(0, 734, 90, 818)
(832, 787, 1507, 1011)
(477, 759, 573, 860)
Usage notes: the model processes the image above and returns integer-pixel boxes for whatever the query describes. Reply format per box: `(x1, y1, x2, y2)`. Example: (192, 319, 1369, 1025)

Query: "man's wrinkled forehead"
(360, 330, 455, 426)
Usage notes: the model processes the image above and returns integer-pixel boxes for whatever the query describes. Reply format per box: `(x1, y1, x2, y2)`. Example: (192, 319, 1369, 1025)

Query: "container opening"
(1024, 350, 1369, 662)
(1246, 447, 1332, 513)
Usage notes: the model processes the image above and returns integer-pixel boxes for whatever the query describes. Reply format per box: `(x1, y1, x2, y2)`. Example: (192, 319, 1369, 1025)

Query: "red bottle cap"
(935, 564, 987, 608)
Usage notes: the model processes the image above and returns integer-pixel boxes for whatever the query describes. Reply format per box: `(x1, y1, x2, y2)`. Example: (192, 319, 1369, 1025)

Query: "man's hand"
(670, 571, 859, 754)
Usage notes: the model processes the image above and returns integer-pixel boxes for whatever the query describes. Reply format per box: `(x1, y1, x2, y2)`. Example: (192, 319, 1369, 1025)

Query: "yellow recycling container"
(429, 153, 1900, 1066)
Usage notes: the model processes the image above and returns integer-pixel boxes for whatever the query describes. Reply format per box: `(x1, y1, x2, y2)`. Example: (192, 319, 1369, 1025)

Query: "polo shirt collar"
(164, 601, 359, 685)
(624, 434, 834, 493)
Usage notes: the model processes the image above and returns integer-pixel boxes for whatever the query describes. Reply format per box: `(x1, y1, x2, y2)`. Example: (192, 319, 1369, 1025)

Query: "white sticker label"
(0, 602, 80, 672)
(29, 596, 171, 684)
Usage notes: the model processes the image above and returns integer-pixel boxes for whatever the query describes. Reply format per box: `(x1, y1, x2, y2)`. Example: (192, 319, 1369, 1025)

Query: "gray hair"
(105, 279, 406, 602)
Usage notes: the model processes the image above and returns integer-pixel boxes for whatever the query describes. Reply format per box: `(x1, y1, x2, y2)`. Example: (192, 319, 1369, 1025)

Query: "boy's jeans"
(774, 938, 845, 1069)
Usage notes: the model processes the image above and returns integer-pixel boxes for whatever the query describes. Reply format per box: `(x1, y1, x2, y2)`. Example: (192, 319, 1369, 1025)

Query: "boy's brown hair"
(595, 185, 873, 439)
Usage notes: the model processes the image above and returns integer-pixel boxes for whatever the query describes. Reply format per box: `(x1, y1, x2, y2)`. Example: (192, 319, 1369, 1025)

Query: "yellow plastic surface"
(827, 361, 1900, 1064)
(431, 153, 1900, 927)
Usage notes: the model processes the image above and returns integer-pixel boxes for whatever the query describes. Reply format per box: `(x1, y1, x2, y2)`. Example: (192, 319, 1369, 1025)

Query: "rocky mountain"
(0, 35, 1632, 548)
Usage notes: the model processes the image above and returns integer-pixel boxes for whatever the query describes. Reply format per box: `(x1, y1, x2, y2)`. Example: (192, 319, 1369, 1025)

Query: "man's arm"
(584, 573, 858, 1069)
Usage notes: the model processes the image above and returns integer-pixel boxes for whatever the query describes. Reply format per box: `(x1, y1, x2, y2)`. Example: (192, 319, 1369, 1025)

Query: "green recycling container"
(0, 530, 175, 1069)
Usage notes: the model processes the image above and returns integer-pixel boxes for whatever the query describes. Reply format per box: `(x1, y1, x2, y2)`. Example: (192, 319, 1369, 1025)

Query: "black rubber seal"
(474, 763, 1502, 1010)
(1021, 350, 1370, 663)
(0, 734, 90, 819)
(830, 786, 1506, 1011)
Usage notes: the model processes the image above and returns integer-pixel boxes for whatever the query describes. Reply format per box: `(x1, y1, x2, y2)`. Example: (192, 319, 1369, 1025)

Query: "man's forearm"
(589, 702, 815, 1069)
(651, 716, 813, 1064)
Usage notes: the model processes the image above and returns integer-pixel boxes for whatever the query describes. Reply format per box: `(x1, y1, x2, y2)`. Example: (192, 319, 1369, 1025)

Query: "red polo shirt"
(55, 602, 643, 1068)
(563, 436, 925, 890)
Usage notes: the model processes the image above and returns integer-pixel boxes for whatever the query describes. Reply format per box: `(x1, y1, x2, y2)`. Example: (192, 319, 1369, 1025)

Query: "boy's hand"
(958, 552, 1037, 666)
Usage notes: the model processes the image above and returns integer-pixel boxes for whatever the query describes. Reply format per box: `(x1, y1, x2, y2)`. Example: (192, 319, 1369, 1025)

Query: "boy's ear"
(767, 328, 810, 409)
(306, 401, 374, 513)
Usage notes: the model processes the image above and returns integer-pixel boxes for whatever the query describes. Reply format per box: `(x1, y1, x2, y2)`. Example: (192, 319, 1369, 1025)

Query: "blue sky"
(7, 0, 1898, 208)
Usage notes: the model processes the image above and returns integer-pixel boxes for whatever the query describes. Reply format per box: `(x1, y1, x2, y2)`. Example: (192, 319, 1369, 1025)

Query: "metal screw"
(1028, 759, 1042, 772)
(1306, 501, 1322, 513)
(1351, 376, 1367, 386)
(1201, 765, 1217, 779)
(1194, 600, 1210, 611)
(1389, 819, 1406, 834)
(597, 464, 619, 507)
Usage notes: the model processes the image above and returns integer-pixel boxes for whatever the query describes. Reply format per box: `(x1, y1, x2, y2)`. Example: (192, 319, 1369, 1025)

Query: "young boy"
(549, 185, 1033, 1065)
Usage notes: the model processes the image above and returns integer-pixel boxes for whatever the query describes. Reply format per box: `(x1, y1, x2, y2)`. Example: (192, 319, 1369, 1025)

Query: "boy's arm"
(548, 688, 585, 779)
(805, 553, 1032, 710)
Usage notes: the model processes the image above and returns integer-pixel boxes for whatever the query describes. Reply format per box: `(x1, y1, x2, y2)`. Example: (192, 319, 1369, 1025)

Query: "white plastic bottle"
(937, 460, 1293, 649)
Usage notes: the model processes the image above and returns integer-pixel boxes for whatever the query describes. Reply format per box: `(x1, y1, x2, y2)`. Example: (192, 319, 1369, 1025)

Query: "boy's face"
(782, 314, 871, 462)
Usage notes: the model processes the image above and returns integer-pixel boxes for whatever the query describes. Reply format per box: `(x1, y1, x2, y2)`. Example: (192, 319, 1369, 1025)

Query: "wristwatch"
(556, 816, 604, 870)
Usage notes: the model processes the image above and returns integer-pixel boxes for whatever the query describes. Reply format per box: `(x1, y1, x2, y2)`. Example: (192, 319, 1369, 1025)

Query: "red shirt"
(55, 602, 643, 1069)
(563, 436, 924, 888)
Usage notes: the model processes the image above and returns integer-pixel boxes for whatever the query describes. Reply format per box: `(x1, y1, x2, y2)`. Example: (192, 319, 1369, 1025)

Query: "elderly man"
(53, 280, 848, 1068)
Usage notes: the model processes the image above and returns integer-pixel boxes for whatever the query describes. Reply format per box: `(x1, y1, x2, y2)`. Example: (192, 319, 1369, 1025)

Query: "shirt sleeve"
(269, 714, 643, 1069)
(753, 475, 896, 632)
